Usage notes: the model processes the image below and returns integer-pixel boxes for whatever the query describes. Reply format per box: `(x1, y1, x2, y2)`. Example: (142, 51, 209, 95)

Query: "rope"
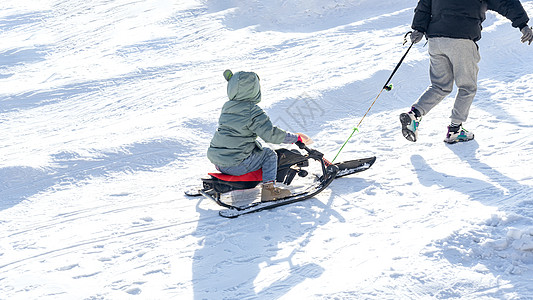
(331, 33, 414, 162)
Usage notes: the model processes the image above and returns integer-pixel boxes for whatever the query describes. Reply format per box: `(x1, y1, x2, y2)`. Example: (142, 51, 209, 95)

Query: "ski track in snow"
(1, 0, 533, 299)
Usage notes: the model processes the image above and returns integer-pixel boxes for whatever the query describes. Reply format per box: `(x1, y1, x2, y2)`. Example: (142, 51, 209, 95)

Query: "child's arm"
(283, 132, 299, 144)
(249, 106, 312, 145)
(249, 105, 290, 144)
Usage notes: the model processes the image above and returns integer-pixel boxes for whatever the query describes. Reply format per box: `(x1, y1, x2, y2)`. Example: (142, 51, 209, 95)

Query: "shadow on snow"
(411, 141, 533, 298)
(191, 183, 363, 299)
(204, 0, 414, 33)
(0, 139, 185, 210)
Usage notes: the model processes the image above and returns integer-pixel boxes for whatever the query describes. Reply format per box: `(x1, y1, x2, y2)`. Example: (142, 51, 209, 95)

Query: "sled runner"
(185, 142, 376, 218)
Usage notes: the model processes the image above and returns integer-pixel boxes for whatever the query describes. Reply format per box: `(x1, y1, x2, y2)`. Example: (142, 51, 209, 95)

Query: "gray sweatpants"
(412, 37, 480, 125)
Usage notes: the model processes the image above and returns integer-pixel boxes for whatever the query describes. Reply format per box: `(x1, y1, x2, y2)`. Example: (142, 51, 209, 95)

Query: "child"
(207, 70, 312, 202)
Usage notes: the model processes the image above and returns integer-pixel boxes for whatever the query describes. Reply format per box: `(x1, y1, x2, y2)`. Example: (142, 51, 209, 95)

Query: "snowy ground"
(1, 0, 533, 299)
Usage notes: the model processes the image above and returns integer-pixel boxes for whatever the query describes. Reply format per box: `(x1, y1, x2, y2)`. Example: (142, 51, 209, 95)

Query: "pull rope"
(331, 32, 414, 162)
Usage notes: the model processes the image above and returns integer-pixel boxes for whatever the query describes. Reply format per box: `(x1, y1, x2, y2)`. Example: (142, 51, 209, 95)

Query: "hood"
(226, 71, 261, 103)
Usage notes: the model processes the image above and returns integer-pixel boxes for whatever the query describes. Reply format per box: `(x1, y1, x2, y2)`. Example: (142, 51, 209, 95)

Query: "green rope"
(331, 86, 386, 162)
(331, 127, 359, 163)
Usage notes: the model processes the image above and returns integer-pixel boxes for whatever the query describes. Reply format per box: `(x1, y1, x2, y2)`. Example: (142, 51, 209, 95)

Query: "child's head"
(224, 69, 261, 103)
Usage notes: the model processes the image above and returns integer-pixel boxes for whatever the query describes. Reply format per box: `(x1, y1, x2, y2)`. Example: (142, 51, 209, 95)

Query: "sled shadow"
(0, 139, 185, 210)
(191, 184, 345, 299)
(328, 177, 378, 216)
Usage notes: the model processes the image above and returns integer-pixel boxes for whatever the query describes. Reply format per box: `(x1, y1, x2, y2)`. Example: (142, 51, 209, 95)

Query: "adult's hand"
(411, 30, 424, 44)
(521, 26, 533, 45)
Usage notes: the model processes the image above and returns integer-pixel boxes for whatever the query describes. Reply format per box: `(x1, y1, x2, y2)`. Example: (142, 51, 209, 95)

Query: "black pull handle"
(295, 141, 306, 149)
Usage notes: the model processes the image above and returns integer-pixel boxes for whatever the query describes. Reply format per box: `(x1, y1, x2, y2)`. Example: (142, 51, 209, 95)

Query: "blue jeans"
(216, 148, 278, 183)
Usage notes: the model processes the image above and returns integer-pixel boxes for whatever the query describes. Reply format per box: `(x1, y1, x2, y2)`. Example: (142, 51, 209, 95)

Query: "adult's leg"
(445, 39, 480, 124)
(412, 38, 455, 116)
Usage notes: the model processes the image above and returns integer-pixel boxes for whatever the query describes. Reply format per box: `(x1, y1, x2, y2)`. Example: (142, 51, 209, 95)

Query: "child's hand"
(296, 133, 314, 145)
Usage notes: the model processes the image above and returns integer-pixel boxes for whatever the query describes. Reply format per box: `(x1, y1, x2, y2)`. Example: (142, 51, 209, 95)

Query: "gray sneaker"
(400, 111, 421, 142)
(444, 124, 474, 144)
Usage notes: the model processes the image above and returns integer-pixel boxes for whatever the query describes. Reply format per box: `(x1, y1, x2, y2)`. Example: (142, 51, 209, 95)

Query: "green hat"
(223, 69, 233, 81)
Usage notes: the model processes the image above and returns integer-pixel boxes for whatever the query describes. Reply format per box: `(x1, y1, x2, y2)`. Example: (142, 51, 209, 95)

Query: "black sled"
(186, 141, 376, 218)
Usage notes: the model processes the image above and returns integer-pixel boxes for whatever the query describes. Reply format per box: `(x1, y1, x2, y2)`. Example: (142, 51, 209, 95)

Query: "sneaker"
(443, 124, 474, 144)
(261, 182, 291, 202)
(400, 110, 421, 142)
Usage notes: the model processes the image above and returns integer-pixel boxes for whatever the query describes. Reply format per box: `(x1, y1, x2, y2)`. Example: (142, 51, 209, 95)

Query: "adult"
(400, 0, 533, 143)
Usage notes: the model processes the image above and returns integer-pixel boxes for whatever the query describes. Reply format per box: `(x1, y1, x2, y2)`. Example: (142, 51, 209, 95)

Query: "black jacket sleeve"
(412, 0, 432, 33)
(487, 0, 530, 29)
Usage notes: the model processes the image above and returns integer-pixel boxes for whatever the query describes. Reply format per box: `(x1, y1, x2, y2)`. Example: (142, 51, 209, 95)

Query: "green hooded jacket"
(207, 71, 288, 167)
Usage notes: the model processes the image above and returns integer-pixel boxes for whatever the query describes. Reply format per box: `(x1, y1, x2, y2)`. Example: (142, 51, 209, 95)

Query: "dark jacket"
(207, 71, 288, 167)
(412, 0, 529, 42)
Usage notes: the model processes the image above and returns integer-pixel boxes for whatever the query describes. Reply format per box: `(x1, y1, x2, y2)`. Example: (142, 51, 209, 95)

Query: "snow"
(1, 0, 533, 298)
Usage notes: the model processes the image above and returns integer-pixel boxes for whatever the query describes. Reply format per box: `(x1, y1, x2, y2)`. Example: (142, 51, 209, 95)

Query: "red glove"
(296, 133, 313, 145)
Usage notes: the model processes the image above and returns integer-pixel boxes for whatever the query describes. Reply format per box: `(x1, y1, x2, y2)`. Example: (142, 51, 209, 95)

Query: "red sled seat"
(203, 169, 263, 193)
(208, 168, 263, 182)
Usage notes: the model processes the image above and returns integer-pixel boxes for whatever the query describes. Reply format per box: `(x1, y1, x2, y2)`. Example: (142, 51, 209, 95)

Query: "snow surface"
(1, 0, 533, 299)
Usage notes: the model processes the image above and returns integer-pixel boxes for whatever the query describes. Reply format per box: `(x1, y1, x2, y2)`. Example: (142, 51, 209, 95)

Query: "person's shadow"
(410, 142, 533, 297)
(191, 185, 345, 299)
(446, 140, 527, 199)
(410, 148, 508, 201)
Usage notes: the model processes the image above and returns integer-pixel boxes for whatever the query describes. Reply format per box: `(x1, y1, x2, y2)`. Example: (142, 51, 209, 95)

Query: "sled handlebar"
(296, 141, 324, 160)
(295, 141, 306, 149)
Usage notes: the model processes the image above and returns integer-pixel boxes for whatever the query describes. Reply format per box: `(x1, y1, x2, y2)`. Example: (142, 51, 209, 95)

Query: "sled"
(185, 142, 375, 218)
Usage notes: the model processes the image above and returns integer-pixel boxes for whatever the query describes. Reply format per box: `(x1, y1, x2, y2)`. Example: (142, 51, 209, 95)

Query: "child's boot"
(261, 182, 291, 202)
